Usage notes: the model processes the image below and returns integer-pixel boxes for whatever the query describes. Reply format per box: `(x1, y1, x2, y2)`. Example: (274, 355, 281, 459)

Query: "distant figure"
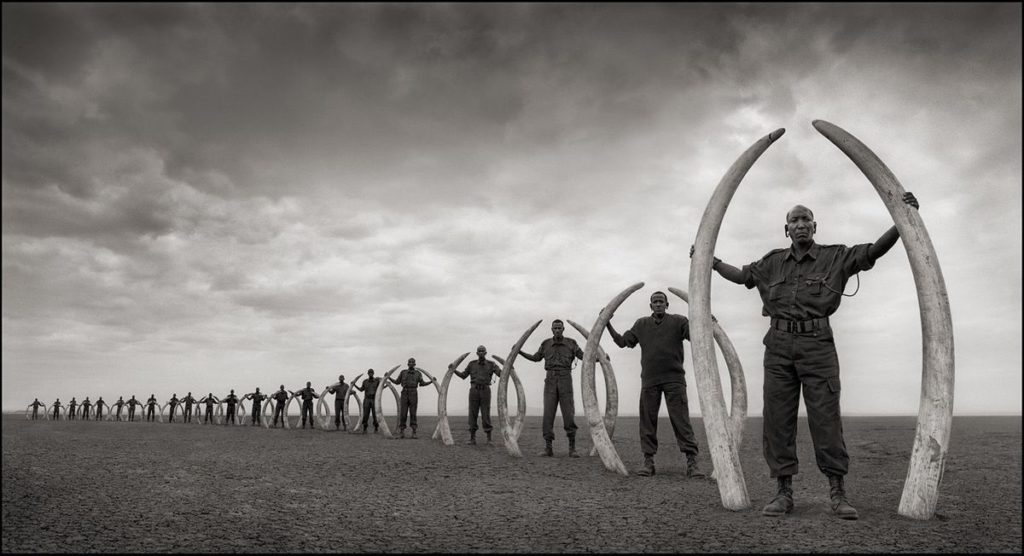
(81, 397, 93, 420)
(519, 320, 585, 458)
(200, 393, 219, 424)
(126, 395, 141, 422)
(51, 399, 63, 420)
(94, 397, 106, 421)
(353, 370, 381, 433)
(68, 398, 78, 420)
(243, 388, 267, 427)
(292, 382, 319, 429)
(29, 398, 44, 420)
(452, 345, 502, 445)
(388, 358, 436, 439)
(166, 394, 180, 423)
(113, 397, 125, 421)
(145, 395, 157, 422)
(221, 390, 240, 425)
(181, 392, 196, 423)
(326, 375, 349, 431)
(270, 386, 290, 428)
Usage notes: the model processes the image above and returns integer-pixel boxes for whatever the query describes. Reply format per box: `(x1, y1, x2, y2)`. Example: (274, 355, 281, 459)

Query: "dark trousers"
(95, 407, 102, 420)
(225, 406, 236, 425)
(251, 408, 260, 426)
(53, 408, 60, 419)
(184, 406, 192, 423)
(69, 409, 76, 420)
(542, 374, 577, 441)
(128, 408, 135, 421)
(762, 327, 848, 478)
(639, 381, 699, 456)
(32, 408, 39, 420)
(168, 406, 175, 422)
(146, 406, 155, 421)
(116, 408, 123, 421)
(468, 385, 492, 433)
(273, 403, 286, 426)
(334, 401, 347, 429)
(399, 389, 418, 431)
(361, 397, 378, 430)
(301, 401, 313, 427)
(205, 407, 214, 423)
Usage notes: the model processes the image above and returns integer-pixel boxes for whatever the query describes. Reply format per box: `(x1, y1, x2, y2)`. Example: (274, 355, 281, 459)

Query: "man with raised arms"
(388, 358, 436, 439)
(113, 396, 125, 421)
(243, 388, 267, 427)
(166, 394, 180, 423)
(221, 390, 240, 425)
(68, 397, 78, 420)
(452, 345, 502, 445)
(200, 393, 219, 424)
(126, 395, 141, 422)
(145, 394, 158, 422)
(518, 320, 584, 458)
(80, 397, 93, 420)
(269, 386, 290, 428)
(353, 370, 381, 434)
(94, 397, 106, 421)
(326, 374, 350, 431)
(181, 392, 196, 423)
(29, 399, 43, 420)
(698, 193, 918, 520)
(51, 399, 63, 420)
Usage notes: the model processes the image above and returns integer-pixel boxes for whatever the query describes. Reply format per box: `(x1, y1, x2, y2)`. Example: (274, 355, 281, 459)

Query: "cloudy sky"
(3, 3, 1020, 417)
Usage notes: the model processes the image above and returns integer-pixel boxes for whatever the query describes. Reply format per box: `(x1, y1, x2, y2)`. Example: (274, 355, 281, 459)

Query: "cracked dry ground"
(3, 415, 1020, 553)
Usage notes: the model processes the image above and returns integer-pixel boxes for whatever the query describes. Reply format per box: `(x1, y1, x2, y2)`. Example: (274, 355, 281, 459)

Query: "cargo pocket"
(806, 273, 827, 296)
(826, 376, 841, 393)
(768, 278, 788, 301)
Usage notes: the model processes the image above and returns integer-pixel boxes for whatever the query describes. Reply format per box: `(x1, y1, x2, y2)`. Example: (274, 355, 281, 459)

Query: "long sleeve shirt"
(456, 360, 502, 385)
(621, 313, 690, 388)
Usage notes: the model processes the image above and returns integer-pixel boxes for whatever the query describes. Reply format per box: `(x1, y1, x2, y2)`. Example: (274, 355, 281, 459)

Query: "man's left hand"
(903, 191, 919, 209)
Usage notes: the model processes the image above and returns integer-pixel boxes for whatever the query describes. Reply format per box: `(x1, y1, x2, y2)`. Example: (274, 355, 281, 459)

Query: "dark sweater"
(622, 313, 690, 388)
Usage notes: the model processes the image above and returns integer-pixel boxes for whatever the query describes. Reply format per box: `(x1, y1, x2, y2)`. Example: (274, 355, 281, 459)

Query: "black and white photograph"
(2, 3, 1021, 553)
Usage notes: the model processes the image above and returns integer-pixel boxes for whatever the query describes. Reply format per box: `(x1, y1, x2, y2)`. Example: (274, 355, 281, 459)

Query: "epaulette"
(760, 247, 789, 261)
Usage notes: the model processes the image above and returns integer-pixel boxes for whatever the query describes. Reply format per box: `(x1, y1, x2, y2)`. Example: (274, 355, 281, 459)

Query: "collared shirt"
(272, 391, 289, 404)
(182, 396, 195, 407)
(328, 383, 349, 401)
(740, 242, 875, 321)
(528, 337, 584, 375)
(361, 377, 381, 397)
(127, 399, 140, 408)
(249, 393, 267, 408)
(295, 388, 317, 403)
(622, 313, 690, 388)
(396, 369, 430, 389)
(146, 397, 157, 407)
(223, 394, 239, 407)
(459, 359, 502, 385)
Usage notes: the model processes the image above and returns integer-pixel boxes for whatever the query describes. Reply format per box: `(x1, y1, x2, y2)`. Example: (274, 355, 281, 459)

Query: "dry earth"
(2, 414, 1020, 553)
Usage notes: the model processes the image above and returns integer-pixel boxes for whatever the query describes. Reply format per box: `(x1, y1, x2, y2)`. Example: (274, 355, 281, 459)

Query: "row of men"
(25, 195, 920, 520)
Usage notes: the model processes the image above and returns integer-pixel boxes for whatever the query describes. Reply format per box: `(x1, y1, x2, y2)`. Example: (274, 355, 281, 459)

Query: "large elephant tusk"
(374, 366, 402, 437)
(236, 401, 248, 426)
(435, 353, 470, 445)
(667, 287, 747, 455)
(156, 403, 166, 423)
(262, 398, 281, 429)
(316, 388, 333, 429)
(24, 404, 32, 420)
(490, 355, 527, 442)
(347, 374, 364, 432)
(498, 320, 542, 458)
(411, 367, 443, 439)
(581, 283, 644, 476)
(690, 127, 784, 510)
(567, 319, 618, 458)
(813, 119, 954, 520)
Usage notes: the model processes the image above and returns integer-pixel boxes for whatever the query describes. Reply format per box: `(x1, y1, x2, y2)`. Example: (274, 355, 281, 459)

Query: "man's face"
(785, 206, 816, 245)
(650, 294, 668, 317)
(408, 358, 416, 368)
(551, 321, 565, 337)
(368, 370, 375, 377)
(256, 388, 261, 393)
(306, 382, 311, 388)
(477, 346, 487, 359)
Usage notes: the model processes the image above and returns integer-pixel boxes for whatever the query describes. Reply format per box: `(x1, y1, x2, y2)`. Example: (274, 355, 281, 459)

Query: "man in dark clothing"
(68, 398, 78, 420)
(222, 390, 240, 425)
(181, 393, 196, 423)
(29, 399, 43, 420)
(607, 291, 703, 478)
(388, 358, 436, 439)
(519, 320, 584, 458)
(270, 386, 290, 427)
(166, 394, 180, 423)
(51, 399, 63, 420)
(327, 375, 350, 431)
(292, 382, 319, 429)
(702, 192, 919, 520)
(81, 397, 93, 420)
(145, 395, 157, 422)
(354, 369, 381, 433)
(452, 345, 502, 445)
(113, 397, 125, 421)
(243, 388, 267, 427)
(94, 397, 106, 421)
(200, 393, 219, 424)
(126, 396, 141, 422)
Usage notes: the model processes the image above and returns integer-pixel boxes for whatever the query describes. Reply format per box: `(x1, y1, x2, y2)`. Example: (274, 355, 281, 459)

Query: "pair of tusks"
(372, 366, 403, 437)
(435, 352, 525, 446)
(497, 322, 538, 457)
(566, 320, 618, 458)
(347, 375, 368, 433)
(24, 404, 42, 420)
(262, 398, 288, 429)
(214, 401, 247, 426)
(688, 120, 954, 519)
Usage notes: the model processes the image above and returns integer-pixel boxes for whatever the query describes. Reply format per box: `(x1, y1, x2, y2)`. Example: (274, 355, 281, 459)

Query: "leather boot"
(686, 453, 705, 478)
(635, 454, 656, 476)
(398, 429, 406, 439)
(568, 436, 580, 458)
(411, 427, 417, 439)
(467, 432, 477, 445)
(828, 475, 859, 520)
(485, 430, 492, 444)
(762, 475, 794, 517)
(538, 439, 554, 457)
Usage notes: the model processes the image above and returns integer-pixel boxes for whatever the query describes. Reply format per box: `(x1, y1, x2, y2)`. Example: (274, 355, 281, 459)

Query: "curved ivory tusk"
(813, 119, 954, 520)
(667, 287, 747, 456)
(24, 404, 32, 420)
(374, 366, 402, 437)
(581, 283, 644, 476)
(411, 367, 443, 439)
(347, 375, 363, 432)
(435, 353, 470, 445)
(262, 398, 279, 429)
(567, 319, 618, 458)
(498, 320, 542, 458)
(156, 403, 166, 424)
(490, 355, 527, 441)
(690, 127, 784, 510)
(236, 401, 248, 426)
(316, 388, 333, 429)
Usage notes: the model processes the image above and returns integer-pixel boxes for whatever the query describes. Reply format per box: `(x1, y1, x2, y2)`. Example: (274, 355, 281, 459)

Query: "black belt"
(771, 317, 830, 334)
(471, 384, 491, 389)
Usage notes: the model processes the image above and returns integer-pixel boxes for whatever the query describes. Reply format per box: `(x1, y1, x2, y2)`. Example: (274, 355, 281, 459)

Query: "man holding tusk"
(29, 398, 43, 420)
(68, 397, 78, 420)
(166, 394, 180, 423)
(293, 382, 319, 429)
(200, 393, 219, 424)
(181, 392, 196, 423)
(243, 388, 267, 427)
(94, 397, 106, 421)
(519, 319, 585, 458)
(605, 292, 705, 479)
(326, 374, 350, 431)
(388, 358, 436, 439)
(222, 389, 240, 425)
(80, 397, 92, 420)
(126, 395, 141, 422)
(51, 399, 63, 420)
(696, 192, 919, 520)
(269, 386, 290, 428)
(353, 370, 381, 434)
(145, 394, 157, 422)
(451, 345, 502, 445)
(113, 396, 125, 421)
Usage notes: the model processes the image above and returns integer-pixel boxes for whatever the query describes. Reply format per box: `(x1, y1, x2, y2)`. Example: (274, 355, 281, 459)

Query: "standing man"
(326, 375, 350, 431)
(353, 370, 381, 434)
(68, 397, 78, 420)
(243, 388, 267, 427)
(606, 291, 704, 478)
(388, 358, 436, 439)
(269, 386, 290, 428)
(200, 393, 219, 424)
(292, 382, 319, 429)
(51, 399, 63, 420)
(113, 396, 125, 421)
(181, 392, 196, 423)
(166, 394, 180, 423)
(221, 390, 240, 425)
(81, 397, 93, 420)
(145, 394, 158, 422)
(29, 398, 44, 420)
(452, 345, 502, 445)
(700, 193, 919, 520)
(94, 397, 106, 421)
(518, 320, 584, 458)
(126, 395, 141, 422)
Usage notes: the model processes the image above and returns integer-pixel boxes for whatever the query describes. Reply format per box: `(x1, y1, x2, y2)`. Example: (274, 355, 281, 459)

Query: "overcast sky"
(3, 3, 1021, 417)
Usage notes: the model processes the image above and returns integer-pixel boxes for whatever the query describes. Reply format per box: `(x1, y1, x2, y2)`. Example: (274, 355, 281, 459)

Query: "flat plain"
(2, 414, 1020, 553)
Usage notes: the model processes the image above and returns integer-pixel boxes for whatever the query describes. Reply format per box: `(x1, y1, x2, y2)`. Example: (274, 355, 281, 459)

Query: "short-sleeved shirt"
(741, 242, 875, 321)
(329, 383, 349, 402)
(461, 359, 502, 385)
(529, 337, 584, 376)
(272, 391, 289, 404)
(182, 396, 195, 407)
(623, 314, 690, 388)
(115, 400, 125, 408)
(249, 393, 267, 408)
(127, 399, 139, 408)
(397, 369, 429, 389)
(295, 388, 317, 403)
(361, 377, 381, 397)
(223, 395, 238, 408)
(146, 397, 157, 407)
(31, 401, 43, 409)
(168, 398, 179, 406)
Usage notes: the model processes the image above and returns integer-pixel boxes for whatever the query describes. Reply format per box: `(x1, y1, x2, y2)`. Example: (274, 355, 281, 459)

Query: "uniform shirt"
(396, 369, 430, 389)
(168, 397, 179, 407)
(360, 377, 381, 397)
(527, 337, 584, 376)
(69, 401, 78, 410)
(115, 400, 125, 409)
(271, 391, 289, 405)
(223, 394, 239, 407)
(146, 397, 157, 407)
(295, 388, 317, 403)
(622, 313, 690, 388)
(30, 401, 43, 409)
(127, 399, 140, 408)
(458, 359, 502, 385)
(740, 242, 875, 321)
(81, 400, 92, 409)
(182, 396, 195, 408)
(202, 397, 217, 409)
(328, 383, 349, 401)
(249, 393, 267, 408)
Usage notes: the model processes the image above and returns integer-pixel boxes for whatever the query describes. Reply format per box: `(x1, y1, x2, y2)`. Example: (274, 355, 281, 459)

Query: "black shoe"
(828, 475, 859, 520)
(762, 476, 794, 517)
(686, 454, 705, 478)
(635, 455, 656, 477)
(538, 440, 554, 457)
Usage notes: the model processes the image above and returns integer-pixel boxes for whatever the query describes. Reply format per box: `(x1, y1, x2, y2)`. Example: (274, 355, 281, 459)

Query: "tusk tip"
(768, 128, 786, 142)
